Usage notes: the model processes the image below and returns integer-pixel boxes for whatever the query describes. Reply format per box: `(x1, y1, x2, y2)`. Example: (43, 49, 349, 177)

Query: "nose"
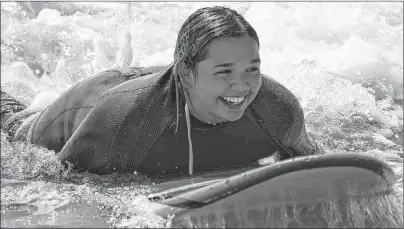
(229, 72, 250, 92)
(230, 83, 250, 92)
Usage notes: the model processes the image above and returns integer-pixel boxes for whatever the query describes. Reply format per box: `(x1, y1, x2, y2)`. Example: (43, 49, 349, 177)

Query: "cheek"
(197, 86, 224, 103)
(248, 74, 262, 92)
(196, 78, 226, 98)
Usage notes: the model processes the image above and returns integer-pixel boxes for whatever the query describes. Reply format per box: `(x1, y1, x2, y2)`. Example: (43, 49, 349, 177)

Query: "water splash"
(1, 130, 166, 227)
(1, 131, 67, 180)
(1, 2, 403, 228)
(92, 36, 111, 73)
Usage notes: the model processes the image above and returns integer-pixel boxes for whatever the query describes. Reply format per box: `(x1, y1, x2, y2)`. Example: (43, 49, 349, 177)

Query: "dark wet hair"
(173, 6, 260, 79)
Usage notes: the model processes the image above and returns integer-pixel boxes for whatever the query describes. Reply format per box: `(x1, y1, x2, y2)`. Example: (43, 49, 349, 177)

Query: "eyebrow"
(251, 58, 261, 64)
(213, 58, 261, 68)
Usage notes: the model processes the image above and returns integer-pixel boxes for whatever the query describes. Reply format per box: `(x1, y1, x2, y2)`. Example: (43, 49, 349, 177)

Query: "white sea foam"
(1, 2, 402, 228)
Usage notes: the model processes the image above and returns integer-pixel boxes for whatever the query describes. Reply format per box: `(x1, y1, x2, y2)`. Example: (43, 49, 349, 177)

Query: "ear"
(178, 63, 196, 89)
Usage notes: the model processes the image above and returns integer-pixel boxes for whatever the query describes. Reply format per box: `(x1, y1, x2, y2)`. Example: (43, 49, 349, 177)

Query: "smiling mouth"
(220, 96, 246, 106)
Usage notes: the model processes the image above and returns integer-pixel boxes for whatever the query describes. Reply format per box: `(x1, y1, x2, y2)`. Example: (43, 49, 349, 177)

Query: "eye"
(247, 67, 260, 72)
(214, 69, 232, 77)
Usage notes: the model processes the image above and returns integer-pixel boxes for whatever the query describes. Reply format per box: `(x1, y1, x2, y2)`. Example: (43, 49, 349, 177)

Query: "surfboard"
(148, 153, 398, 228)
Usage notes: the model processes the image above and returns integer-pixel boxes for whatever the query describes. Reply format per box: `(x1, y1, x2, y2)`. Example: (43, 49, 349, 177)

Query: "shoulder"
(100, 64, 173, 98)
(90, 64, 175, 121)
(254, 74, 304, 122)
(251, 74, 317, 155)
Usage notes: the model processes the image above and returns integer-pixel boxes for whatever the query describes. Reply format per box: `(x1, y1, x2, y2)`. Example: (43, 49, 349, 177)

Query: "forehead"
(204, 36, 259, 64)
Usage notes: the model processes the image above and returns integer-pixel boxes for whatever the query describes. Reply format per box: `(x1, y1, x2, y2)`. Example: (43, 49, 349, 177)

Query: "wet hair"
(173, 6, 260, 79)
(172, 7, 261, 175)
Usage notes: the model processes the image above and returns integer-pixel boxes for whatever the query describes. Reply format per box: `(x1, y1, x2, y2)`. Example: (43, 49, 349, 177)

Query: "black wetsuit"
(2, 64, 317, 177)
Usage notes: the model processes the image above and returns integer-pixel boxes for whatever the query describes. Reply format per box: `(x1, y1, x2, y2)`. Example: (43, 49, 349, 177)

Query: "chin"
(216, 99, 249, 122)
(221, 111, 245, 122)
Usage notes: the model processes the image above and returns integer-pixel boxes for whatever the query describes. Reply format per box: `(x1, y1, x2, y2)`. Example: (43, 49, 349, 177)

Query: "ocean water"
(1, 2, 403, 228)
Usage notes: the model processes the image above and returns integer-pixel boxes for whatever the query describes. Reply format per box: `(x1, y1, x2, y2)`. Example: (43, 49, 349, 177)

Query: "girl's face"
(183, 35, 262, 123)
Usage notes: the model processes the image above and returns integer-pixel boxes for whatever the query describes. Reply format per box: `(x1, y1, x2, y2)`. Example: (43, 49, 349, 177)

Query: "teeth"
(222, 96, 245, 104)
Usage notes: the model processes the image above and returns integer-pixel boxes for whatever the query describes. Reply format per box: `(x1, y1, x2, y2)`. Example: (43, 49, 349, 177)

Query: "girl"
(2, 6, 319, 177)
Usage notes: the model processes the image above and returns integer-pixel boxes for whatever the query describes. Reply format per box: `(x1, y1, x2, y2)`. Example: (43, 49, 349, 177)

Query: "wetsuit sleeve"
(285, 103, 320, 156)
(56, 92, 138, 174)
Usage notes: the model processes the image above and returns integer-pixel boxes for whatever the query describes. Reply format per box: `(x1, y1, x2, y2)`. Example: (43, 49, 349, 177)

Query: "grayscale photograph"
(1, 1, 403, 228)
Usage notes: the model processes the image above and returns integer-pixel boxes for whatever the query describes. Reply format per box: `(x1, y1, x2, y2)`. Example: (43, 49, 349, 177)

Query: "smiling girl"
(2, 6, 319, 177)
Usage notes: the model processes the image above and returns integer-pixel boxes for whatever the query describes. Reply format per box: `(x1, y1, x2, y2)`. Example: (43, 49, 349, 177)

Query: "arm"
(284, 103, 320, 157)
(57, 93, 134, 174)
(252, 75, 323, 161)
(264, 106, 320, 163)
(56, 66, 172, 174)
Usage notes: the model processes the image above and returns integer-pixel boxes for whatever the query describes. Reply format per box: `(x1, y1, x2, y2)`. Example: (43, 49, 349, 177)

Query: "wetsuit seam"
(28, 106, 48, 143)
(99, 84, 153, 98)
(33, 106, 93, 144)
(100, 66, 169, 99)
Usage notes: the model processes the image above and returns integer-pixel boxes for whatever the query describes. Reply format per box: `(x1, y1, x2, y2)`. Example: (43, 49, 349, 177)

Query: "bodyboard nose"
(150, 154, 401, 228)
